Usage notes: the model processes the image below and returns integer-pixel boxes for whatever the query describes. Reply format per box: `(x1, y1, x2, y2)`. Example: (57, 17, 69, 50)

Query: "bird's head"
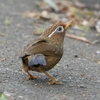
(41, 20, 74, 42)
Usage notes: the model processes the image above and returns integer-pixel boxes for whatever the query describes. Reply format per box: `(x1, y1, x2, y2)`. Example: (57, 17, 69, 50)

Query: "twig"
(0, 33, 6, 36)
(92, 40, 100, 44)
(65, 33, 91, 43)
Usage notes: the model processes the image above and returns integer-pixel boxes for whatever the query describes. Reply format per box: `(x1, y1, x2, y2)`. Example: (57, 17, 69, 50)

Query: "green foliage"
(4, 19, 11, 25)
(0, 94, 6, 100)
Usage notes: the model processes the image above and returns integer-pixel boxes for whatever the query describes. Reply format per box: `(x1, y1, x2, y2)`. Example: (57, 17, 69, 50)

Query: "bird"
(19, 20, 74, 85)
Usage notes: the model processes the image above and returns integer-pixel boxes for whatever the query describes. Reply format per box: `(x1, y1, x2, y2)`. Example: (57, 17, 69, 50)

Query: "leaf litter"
(22, 0, 100, 43)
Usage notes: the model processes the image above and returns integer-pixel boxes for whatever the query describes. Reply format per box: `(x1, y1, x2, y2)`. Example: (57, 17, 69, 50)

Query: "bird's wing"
(19, 38, 56, 58)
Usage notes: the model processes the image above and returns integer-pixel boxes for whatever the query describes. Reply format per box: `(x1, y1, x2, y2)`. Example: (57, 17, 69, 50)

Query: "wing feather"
(19, 38, 55, 58)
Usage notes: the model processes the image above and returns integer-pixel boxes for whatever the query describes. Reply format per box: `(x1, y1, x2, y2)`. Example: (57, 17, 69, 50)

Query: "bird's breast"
(49, 41, 63, 56)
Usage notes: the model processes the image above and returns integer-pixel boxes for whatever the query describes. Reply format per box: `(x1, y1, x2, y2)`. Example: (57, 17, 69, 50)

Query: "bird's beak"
(65, 19, 74, 29)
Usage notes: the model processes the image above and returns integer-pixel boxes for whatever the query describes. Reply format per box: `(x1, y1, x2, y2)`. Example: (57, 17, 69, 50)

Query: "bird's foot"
(27, 75, 38, 80)
(47, 81, 63, 85)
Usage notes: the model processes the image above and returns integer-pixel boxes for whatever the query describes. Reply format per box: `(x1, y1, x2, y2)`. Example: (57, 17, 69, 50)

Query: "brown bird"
(19, 20, 73, 85)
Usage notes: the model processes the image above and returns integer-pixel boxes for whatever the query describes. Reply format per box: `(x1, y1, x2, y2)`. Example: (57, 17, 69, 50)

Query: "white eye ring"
(55, 26, 64, 32)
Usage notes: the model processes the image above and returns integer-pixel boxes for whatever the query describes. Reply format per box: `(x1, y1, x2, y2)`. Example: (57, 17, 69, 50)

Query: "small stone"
(74, 55, 78, 58)
(19, 95, 24, 98)
(81, 74, 85, 76)
(83, 94, 86, 98)
(1, 58, 6, 61)
(4, 91, 11, 97)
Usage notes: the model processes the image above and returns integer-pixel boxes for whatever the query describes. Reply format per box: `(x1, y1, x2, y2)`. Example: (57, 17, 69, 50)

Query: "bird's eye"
(56, 26, 64, 32)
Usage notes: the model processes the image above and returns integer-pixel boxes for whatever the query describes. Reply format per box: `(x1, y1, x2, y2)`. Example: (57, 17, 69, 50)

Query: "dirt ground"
(0, 0, 100, 100)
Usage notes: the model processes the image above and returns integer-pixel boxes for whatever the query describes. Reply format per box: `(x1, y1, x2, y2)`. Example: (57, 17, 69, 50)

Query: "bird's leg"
(26, 71, 38, 80)
(41, 70, 63, 85)
(23, 65, 38, 80)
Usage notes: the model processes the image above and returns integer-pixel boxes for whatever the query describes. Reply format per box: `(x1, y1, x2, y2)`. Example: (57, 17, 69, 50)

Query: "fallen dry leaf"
(41, 10, 51, 19)
(0, 33, 6, 36)
(72, 0, 85, 9)
(33, 28, 44, 35)
(22, 11, 39, 18)
(81, 20, 89, 26)
(83, 94, 86, 98)
(22, 0, 100, 32)
(1, 58, 6, 61)
(22, 10, 60, 22)
(55, 1, 69, 13)
(97, 60, 100, 64)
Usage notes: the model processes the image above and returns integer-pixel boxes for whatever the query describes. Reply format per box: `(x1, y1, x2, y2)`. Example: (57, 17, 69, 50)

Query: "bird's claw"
(47, 81, 63, 85)
(27, 75, 38, 80)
